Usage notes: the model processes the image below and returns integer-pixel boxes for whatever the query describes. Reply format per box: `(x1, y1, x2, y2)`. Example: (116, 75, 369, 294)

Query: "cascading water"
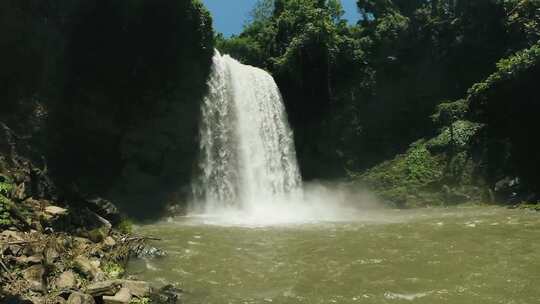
(191, 50, 302, 215)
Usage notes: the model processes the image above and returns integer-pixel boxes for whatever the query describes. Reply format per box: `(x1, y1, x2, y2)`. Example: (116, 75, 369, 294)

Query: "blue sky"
(201, 0, 360, 37)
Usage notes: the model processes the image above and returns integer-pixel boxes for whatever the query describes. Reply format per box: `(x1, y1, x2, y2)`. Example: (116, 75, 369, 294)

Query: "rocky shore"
(0, 197, 180, 304)
(0, 125, 178, 304)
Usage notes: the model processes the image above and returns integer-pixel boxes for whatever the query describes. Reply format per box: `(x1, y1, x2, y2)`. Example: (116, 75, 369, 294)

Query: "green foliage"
(249, 0, 275, 24)
(2, 0, 540, 211)
(130, 297, 151, 304)
(354, 141, 445, 207)
(214, 0, 536, 182)
(216, 34, 266, 66)
(355, 96, 487, 207)
(103, 261, 125, 279)
(358, 141, 443, 190)
(355, 136, 487, 207)
(117, 218, 134, 234)
(0, 174, 12, 196)
(427, 120, 484, 150)
(504, 0, 540, 47)
(467, 42, 540, 194)
(469, 43, 540, 105)
(431, 100, 469, 126)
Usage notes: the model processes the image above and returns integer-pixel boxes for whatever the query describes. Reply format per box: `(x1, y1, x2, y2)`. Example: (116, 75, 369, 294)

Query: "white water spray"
(190, 51, 370, 226)
(191, 51, 302, 215)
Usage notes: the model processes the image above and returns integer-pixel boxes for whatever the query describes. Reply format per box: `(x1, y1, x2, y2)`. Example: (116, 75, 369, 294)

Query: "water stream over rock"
(191, 51, 302, 217)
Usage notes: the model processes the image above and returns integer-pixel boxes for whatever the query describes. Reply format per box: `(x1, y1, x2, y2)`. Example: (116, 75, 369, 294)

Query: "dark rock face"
(1, 296, 34, 304)
(494, 176, 538, 204)
(85, 198, 121, 226)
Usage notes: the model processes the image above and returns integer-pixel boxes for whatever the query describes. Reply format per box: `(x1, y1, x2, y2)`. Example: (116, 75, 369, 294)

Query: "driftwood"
(0, 240, 40, 246)
(108, 235, 162, 264)
(123, 236, 162, 242)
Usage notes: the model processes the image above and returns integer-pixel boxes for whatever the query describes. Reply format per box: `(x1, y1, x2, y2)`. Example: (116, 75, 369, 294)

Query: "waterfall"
(191, 51, 302, 214)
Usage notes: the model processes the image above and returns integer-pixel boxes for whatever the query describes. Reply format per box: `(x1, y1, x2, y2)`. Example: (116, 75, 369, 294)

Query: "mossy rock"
(83, 228, 109, 243)
(354, 134, 487, 208)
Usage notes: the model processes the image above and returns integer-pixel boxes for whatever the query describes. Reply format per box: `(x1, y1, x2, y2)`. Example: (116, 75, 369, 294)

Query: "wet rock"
(150, 285, 183, 304)
(136, 246, 167, 259)
(74, 256, 104, 281)
(494, 176, 522, 203)
(85, 198, 121, 226)
(119, 280, 152, 298)
(55, 270, 77, 290)
(85, 280, 121, 296)
(66, 292, 95, 304)
(102, 287, 131, 304)
(22, 264, 46, 292)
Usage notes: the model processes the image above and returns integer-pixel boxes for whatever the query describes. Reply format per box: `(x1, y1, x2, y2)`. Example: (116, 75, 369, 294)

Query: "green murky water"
(128, 207, 540, 303)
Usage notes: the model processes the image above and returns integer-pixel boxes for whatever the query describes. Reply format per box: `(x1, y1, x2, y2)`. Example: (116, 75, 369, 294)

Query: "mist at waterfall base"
(186, 51, 379, 226)
(189, 181, 382, 226)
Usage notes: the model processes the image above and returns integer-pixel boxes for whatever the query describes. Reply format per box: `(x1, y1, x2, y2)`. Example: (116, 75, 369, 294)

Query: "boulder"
(85, 198, 121, 226)
(45, 206, 68, 216)
(22, 264, 46, 292)
(84, 280, 121, 296)
(1, 230, 24, 240)
(55, 270, 77, 290)
(150, 285, 183, 304)
(102, 287, 131, 304)
(73, 256, 104, 281)
(119, 280, 152, 298)
(66, 292, 95, 304)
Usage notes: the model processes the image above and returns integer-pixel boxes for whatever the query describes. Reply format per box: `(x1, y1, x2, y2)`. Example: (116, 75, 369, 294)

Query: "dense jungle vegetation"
(219, 0, 540, 207)
(1, 0, 539, 218)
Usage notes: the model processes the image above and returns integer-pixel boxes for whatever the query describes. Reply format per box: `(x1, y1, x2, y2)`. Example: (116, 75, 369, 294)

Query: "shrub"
(117, 218, 134, 234)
